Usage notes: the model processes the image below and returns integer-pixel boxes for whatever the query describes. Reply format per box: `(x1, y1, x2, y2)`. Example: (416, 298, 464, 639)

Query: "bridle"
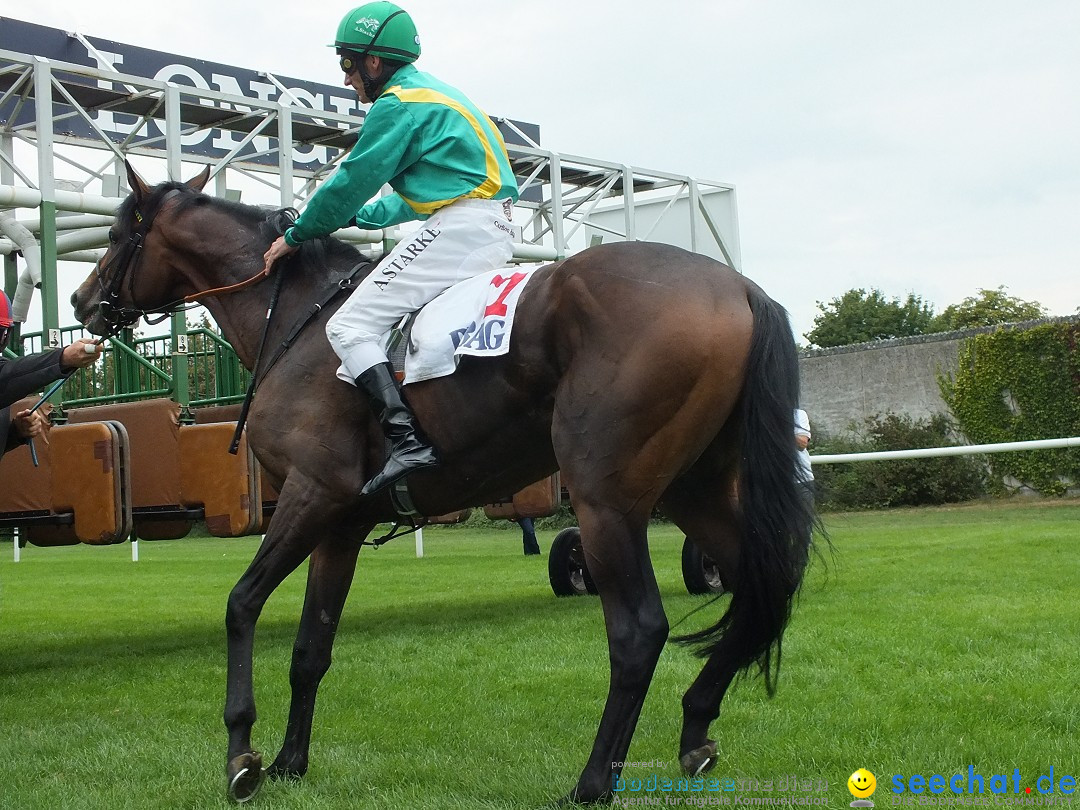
(94, 187, 276, 333)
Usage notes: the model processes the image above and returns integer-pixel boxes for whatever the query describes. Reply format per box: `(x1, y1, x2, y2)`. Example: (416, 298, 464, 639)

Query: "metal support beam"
(33, 59, 61, 399)
(278, 106, 293, 207)
(622, 165, 636, 241)
(549, 153, 565, 259)
(688, 178, 701, 253)
(165, 84, 190, 414)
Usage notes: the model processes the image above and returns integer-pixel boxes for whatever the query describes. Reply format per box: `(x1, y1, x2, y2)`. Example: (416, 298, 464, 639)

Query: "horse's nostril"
(70, 291, 78, 308)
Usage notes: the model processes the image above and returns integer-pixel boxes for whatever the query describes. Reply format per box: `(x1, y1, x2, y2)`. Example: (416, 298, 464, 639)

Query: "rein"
(228, 266, 286, 454)
(183, 267, 272, 306)
(227, 259, 370, 453)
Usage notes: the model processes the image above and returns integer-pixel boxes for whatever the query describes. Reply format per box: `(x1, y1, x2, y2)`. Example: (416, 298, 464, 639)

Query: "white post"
(13, 530, 20, 562)
(622, 164, 635, 241)
(549, 152, 565, 259)
(688, 177, 701, 253)
(278, 105, 293, 207)
(131, 538, 139, 562)
(415, 526, 424, 558)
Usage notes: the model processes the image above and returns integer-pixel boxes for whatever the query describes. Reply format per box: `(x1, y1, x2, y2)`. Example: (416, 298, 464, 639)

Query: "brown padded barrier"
(0, 398, 75, 546)
(193, 405, 280, 511)
(0, 406, 132, 546)
(427, 508, 472, 524)
(483, 473, 562, 520)
(191, 404, 242, 424)
(68, 400, 192, 540)
(179, 422, 261, 537)
(50, 421, 133, 544)
(68, 400, 181, 509)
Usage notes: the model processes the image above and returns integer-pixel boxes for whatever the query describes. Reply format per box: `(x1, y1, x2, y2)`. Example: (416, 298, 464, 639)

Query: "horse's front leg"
(268, 526, 370, 780)
(223, 482, 351, 802)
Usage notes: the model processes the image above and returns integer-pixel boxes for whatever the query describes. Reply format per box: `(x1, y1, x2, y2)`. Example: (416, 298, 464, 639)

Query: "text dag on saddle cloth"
(390, 266, 539, 384)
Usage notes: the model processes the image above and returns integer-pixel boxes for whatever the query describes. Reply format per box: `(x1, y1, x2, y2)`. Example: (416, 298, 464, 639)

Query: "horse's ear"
(184, 165, 211, 193)
(124, 159, 150, 206)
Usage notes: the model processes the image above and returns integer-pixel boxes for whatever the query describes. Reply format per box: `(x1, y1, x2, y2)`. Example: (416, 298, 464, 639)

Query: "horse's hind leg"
(662, 471, 743, 776)
(564, 501, 668, 804)
(268, 530, 368, 780)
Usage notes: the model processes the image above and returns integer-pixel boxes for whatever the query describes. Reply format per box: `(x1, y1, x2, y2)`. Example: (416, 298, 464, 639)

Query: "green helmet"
(334, 2, 421, 63)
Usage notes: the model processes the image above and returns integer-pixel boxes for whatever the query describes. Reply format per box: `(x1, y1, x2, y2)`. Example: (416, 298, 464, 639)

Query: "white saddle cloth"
(400, 266, 540, 384)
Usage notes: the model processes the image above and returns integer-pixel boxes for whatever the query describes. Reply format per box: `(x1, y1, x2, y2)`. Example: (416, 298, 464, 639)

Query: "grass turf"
(0, 499, 1077, 809)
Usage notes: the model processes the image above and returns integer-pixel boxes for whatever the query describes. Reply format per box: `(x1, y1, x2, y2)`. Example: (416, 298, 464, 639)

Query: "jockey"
(263, 1, 520, 497)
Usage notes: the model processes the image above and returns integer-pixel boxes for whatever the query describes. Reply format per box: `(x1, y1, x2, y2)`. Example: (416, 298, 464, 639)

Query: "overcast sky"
(5, 0, 1079, 339)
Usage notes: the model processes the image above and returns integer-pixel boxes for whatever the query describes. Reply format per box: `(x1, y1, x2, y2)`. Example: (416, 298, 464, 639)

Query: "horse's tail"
(673, 282, 814, 696)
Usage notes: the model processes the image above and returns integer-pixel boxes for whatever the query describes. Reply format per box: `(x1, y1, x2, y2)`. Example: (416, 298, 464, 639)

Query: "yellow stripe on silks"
(385, 86, 503, 214)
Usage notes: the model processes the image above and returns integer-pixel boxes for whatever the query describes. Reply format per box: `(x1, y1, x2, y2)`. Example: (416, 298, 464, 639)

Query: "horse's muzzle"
(71, 298, 110, 336)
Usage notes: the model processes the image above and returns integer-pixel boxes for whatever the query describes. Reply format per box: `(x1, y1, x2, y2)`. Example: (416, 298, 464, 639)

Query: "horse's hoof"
(227, 752, 266, 803)
(267, 756, 306, 782)
(680, 740, 718, 777)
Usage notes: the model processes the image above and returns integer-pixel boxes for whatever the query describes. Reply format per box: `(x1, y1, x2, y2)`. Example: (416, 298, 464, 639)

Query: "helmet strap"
(358, 59, 402, 101)
(359, 63, 384, 101)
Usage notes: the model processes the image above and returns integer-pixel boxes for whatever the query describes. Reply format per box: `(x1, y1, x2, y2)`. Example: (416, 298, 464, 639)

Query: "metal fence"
(13, 325, 250, 410)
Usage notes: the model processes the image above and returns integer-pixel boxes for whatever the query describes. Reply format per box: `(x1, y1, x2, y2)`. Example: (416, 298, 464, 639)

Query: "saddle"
(385, 266, 538, 385)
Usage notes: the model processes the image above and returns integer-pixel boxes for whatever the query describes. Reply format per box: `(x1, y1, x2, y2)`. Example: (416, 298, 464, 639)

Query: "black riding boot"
(356, 363, 439, 496)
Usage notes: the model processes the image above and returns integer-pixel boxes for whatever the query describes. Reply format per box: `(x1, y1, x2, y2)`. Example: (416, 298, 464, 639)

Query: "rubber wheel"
(681, 536, 727, 595)
(548, 527, 598, 596)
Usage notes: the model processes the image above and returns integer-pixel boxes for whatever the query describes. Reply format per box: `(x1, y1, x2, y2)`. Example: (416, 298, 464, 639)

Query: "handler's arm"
(0, 350, 66, 410)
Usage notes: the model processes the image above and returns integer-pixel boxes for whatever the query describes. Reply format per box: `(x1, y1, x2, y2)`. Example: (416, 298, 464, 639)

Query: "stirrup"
(360, 451, 438, 497)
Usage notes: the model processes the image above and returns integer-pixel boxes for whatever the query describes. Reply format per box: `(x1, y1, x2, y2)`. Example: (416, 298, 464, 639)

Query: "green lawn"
(1, 500, 1078, 809)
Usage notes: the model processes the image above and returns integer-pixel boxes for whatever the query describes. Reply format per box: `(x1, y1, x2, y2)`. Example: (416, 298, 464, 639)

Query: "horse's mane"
(138, 181, 373, 284)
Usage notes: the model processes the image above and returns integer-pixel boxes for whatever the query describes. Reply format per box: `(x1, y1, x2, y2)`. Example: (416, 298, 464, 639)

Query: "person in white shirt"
(794, 407, 814, 500)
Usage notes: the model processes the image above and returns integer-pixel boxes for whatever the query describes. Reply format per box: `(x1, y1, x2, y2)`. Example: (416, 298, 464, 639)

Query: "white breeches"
(326, 197, 515, 383)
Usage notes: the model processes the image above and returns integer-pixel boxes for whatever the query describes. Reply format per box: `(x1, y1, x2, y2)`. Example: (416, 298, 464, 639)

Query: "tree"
(804, 288, 936, 348)
(930, 286, 1047, 332)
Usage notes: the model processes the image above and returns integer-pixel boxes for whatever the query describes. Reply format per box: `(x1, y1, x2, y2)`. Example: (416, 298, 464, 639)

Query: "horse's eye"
(108, 229, 118, 244)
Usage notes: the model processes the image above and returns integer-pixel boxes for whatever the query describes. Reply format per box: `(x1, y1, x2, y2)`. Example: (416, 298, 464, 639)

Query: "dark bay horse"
(72, 164, 814, 804)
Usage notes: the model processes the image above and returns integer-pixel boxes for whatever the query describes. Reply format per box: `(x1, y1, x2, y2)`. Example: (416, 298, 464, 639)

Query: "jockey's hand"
(13, 409, 49, 441)
(263, 236, 298, 274)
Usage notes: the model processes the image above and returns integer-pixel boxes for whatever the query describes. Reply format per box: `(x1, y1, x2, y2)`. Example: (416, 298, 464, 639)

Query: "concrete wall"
(797, 316, 1080, 437)
(798, 335, 962, 437)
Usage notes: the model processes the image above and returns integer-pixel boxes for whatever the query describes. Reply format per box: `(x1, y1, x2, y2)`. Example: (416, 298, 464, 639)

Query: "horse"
(72, 162, 814, 804)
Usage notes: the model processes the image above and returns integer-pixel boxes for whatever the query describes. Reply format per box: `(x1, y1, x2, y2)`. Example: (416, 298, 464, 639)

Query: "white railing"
(811, 436, 1080, 465)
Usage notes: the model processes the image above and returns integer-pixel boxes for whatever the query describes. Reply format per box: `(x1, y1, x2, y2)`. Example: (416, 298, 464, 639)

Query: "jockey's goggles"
(339, 53, 360, 74)
(0, 326, 10, 352)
